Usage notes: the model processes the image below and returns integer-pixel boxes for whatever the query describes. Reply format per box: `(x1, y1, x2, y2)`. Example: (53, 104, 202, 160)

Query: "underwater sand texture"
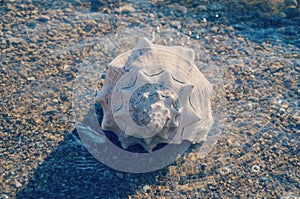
(0, 0, 299, 198)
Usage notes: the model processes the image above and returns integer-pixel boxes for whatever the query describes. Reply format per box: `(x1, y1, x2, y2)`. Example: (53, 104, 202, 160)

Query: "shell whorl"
(133, 89, 180, 135)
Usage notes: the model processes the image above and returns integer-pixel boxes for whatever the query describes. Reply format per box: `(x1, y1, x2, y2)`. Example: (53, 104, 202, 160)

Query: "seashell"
(96, 38, 213, 152)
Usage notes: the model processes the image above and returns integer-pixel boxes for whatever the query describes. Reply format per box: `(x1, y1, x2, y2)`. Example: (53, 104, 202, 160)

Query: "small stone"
(143, 185, 151, 192)
(6, 4, 16, 11)
(27, 77, 35, 81)
(14, 180, 22, 188)
(211, 26, 218, 33)
(116, 173, 123, 179)
(227, 137, 234, 146)
(8, 37, 24, 44)
(284, 0, 298, 7)
(38, 15, 50, 22)
(62, 65, 69, 71)
(45, 106, 56, 113)
(279, 12, 287, 18)
(47, 10, 57, 16)
(65, 8, 73, 13)
(226, 26, 235, 31)
(249, 129, 256, 135)
(30, 9, 38, 15)
(114, 5, 135, 13)
(219, 166, 231, 175)
(197, 5, 207, 11)
(170, 20, 181, 29)
(251, 165, 260, 173)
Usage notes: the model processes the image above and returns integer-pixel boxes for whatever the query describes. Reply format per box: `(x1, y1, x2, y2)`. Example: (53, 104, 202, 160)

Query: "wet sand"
(0, 0, 299, 198)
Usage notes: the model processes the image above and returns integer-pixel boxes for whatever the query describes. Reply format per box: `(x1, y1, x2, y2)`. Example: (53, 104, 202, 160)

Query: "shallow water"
(0, 0, 299, 198)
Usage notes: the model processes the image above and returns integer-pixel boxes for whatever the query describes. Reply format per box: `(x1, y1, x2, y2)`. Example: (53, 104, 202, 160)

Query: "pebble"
(6, 4, 16, 11)
(116, 173, 124, 179)
(170, 20, 182, 29)
(8, 37, 24, 44)
(143, 185, 151, 192)
(114, 5, 135, 13)
(279, 12, 287, 18)
(38, 15, 50, 22)
(284, 0, 298, 7)
(65, 8, 73, 13)
(251, 165, 260, 173)
(14, 180, 22, 188)
(211, 26, 218, 33)
(27, 77, 35, 81)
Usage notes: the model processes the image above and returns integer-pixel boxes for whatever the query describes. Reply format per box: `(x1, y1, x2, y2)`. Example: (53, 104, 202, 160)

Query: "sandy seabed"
(0, 0, 299, 198)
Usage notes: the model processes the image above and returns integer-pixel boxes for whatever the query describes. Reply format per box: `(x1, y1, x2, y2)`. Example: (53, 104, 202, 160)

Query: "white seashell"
(96, 37, 213, 152)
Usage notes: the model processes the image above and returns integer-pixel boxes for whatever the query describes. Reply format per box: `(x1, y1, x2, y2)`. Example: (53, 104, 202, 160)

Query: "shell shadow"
(15, 128, 170, 198)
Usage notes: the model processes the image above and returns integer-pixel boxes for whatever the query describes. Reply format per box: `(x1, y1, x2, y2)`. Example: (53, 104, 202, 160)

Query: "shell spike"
(134, 37, 152, 50)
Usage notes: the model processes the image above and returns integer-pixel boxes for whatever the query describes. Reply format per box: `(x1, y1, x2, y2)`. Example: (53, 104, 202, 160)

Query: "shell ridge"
(188, 95, 197, 112)
(133, 37, 153, 49)
(113, 96, 123, 112)
(171, 74, 186, 84)
(120, 74, 137, 90)
(143, 69, 166, 77)
(111, 47, 195, 67)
